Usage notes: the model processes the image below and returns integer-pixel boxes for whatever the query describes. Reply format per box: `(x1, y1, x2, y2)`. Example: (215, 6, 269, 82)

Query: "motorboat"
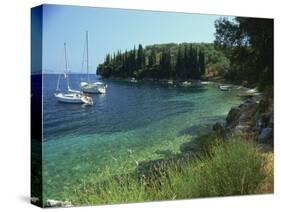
(219, 85, 231, 91)
(182, 81, 192, 86)
(81, 81, 106, 94)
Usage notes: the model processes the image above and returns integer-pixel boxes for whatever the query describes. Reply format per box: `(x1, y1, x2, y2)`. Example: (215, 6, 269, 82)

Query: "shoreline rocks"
(213, 92, 273, 144)
(45, 199, 72, 208)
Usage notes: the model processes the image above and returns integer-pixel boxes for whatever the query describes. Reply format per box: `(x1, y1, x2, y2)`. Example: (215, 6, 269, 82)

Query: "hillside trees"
(97, 43, 223, 80)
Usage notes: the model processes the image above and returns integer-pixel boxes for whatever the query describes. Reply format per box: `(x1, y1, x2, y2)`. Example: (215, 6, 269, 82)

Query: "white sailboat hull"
(54, 93, 93, 105)
(54, 93, 84, 103)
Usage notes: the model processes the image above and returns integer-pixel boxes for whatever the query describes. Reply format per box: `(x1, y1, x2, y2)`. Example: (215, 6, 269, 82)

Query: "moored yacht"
(80, 31, 107, 94)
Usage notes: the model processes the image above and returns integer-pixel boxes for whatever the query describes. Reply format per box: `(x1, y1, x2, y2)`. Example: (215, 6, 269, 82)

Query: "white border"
(0, 0, 279, 211)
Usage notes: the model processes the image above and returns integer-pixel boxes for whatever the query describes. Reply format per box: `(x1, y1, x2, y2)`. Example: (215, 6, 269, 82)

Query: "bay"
(42, 74, 241, 200)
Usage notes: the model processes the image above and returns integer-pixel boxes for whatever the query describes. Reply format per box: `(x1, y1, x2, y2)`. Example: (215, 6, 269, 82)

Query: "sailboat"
(54, 42, 93, 105)
(80, 31, 107, 94)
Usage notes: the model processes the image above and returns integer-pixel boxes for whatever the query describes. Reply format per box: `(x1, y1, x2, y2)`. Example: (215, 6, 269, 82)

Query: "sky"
(41, 4, 223, 74)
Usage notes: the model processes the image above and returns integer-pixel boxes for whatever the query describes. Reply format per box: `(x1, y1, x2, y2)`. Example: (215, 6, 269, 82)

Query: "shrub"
(165, 138, 267, 198)
(70, 137, 271, 205)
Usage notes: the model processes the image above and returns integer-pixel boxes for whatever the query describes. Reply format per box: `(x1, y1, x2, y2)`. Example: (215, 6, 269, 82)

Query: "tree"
(214, 17, 273, 89)
(175, 47, 184, 78)
(183, 45, 191, 79)
(148, 48, 157, 67)
(137, 44, 145, 69)
(97, 43, 231, 81)
(160, 50, 172, 78)
(198, 49, 206, 76)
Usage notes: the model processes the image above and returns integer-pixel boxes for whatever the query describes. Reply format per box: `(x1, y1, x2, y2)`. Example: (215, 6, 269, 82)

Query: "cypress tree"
(160, 50, 172, 78)
(149, 48, 157, 67)
(198, 49, 206, 76)
(175, 47, 184, 79)
(183, 45, 190, 79)
(137, 44, 145, 69)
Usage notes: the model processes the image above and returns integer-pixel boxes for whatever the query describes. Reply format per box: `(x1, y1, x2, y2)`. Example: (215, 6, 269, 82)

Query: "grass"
(68, 136, 273, 206)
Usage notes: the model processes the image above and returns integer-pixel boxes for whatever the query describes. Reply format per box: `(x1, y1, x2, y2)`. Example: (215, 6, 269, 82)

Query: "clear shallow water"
(42, 74, 242, 200)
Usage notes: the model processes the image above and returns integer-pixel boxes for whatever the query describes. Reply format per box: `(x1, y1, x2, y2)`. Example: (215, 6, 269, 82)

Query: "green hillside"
(96, 43, 229, 80)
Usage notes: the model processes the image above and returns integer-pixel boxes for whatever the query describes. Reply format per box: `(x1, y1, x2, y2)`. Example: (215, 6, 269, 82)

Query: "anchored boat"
(54, 42, 93, 105)
(219, 85, 232, 91)
(80, 31, 107, 94)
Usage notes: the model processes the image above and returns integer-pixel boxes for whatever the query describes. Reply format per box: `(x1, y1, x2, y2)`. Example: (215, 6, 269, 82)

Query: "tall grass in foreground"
(70, 137, 272, 205)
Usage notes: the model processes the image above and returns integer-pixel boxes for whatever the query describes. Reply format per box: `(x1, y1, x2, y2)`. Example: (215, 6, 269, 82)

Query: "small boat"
(80, 31, 107, 94)
(81, 94, 94, 105)
(168, 80, 173, 85)
(182, 81, 192, 86)
(55, 42, 93, 105)
(246, 88, 258, 94)
(130, 77, 138, 83)
(200, 81, 210, 85)
(81, 81, 107, 94)
(219, 85, 231, 91)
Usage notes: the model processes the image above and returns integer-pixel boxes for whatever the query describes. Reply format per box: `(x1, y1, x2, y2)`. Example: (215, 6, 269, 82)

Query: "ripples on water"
(41, 74, 242, 200)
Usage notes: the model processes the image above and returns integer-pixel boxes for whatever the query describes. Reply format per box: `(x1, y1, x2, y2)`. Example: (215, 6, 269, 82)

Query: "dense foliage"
(97, 43, 230, 80)
(97, 17, 273, 89)
(214, 17, 273, 89)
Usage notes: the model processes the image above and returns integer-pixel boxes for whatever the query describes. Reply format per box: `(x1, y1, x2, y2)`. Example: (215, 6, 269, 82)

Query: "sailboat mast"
(64, 42, 70, 90)
(86, 31, 89, 83)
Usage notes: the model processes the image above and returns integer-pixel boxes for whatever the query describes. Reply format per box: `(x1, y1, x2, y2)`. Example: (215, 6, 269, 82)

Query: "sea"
(40, 74, 242, 201)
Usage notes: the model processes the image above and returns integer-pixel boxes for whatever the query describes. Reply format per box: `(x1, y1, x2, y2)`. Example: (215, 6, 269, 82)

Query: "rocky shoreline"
(213, 90, 273, 145)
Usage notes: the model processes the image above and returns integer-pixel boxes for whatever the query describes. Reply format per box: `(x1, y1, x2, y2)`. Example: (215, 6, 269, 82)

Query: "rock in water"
(258, 127, 273, 143)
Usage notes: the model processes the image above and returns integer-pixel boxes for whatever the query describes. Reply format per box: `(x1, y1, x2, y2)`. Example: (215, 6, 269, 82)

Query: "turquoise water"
(42, 74, 242, 200)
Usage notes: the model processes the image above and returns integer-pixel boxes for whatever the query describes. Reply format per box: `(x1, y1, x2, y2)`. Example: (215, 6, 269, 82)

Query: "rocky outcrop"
(258, 127, 273, 143)
(214, 93, 273, 144)
(213, 122, 227, 139)
(45, 199, 72, 207)
(31, 197, 40, 205)
(226, 107, 241, 128)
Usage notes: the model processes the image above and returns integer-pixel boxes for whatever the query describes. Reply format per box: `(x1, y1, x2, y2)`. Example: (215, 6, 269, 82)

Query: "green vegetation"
(214, 17, 273, 89)
(96, 43, 230, 80)
(97, 17, 273, 91)
(70, 136, 272, 205)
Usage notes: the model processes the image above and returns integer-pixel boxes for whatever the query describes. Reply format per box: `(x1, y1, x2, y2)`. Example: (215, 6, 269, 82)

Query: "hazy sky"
(42, 4, 222, 74)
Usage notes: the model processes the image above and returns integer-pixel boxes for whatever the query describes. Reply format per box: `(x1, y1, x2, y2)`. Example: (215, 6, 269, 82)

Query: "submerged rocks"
(46, 199, 72, 207)
(180, 141, 198, 154)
